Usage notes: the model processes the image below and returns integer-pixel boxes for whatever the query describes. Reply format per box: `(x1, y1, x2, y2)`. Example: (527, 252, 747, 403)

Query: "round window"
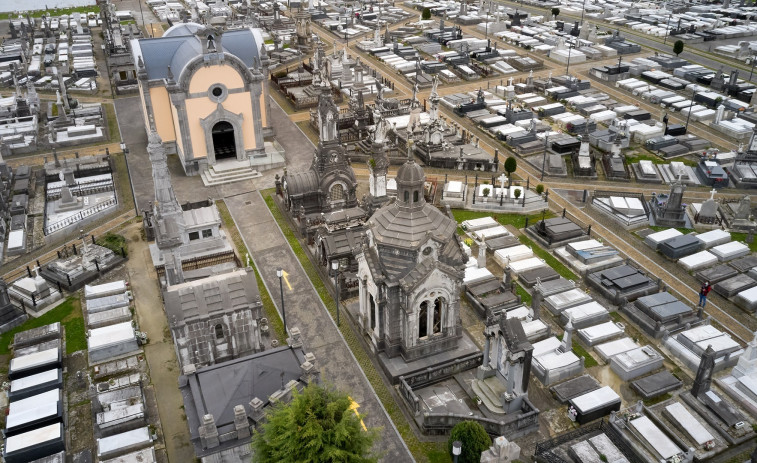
(423, 247, 432, 256)
(212, 86, 223, 97)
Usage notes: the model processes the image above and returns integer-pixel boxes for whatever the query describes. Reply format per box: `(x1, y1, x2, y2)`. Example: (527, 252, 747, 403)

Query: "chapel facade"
(133, 23, 273, 175)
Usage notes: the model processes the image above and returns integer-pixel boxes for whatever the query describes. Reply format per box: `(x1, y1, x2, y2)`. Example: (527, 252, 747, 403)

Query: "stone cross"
(33, 265, 42, 278)
(710, 188, 717, 200)
(79, 229, 90, 254)
(497, 173, 507, 191)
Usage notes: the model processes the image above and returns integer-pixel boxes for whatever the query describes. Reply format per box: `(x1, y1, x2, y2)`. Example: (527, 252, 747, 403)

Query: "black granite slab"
(485, 235, 521, 251)
(550, 374, 601, 403)
(631, 371, 682, 399)
(695, 264, 739, 284)
(467, 277, 503, 297)
(519, 266, 560, 288)
(659, 234, 703, 259)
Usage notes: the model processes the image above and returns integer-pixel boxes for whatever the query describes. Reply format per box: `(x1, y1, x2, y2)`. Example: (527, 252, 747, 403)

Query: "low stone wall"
(420, 401, 540, 439)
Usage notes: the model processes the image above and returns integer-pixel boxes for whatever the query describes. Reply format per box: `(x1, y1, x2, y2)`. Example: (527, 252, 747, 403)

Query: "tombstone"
(692, 344, 716, 398)
(480, 435, 521, 463)
(735, 195, 752, 220)
(697, 189, 719, 224)
(55, 186, 83, 212)
(478, 242, 487, 268)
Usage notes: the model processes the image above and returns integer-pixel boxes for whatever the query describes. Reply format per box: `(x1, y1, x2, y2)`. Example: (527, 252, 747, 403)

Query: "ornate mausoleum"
(132, 23, 277, 176)
(355, 145, 471, 374)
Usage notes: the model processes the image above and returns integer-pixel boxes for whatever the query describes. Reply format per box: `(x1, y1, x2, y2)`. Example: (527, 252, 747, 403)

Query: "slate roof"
(284, 171, 319, 197)
(164, 269, 260, 326)
(368, 200, 458, 249)
(181, 346, 305, 447)
(132, 24, 263, 81)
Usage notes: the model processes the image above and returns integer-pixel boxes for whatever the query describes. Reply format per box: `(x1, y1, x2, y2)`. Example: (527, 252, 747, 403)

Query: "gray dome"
(395, 160, 424, 187)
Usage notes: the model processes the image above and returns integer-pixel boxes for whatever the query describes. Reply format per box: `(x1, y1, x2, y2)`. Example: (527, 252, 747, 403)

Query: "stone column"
(234, 405, 251, 439)
(199, 414, 220, 449)
(250, 397, 265, 424)
(250, 80, 266, 156)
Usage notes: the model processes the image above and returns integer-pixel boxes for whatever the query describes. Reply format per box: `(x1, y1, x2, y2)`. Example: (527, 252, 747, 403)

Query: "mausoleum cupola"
(396, 143, 426, 211)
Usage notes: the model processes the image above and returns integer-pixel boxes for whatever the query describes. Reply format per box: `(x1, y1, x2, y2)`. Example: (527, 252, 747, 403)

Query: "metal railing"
(44, 197, 117, 235)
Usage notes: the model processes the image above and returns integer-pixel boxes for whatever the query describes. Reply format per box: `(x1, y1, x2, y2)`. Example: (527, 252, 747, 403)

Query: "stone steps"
(200, 160, 262, 187)
(471, 377, 506, 414)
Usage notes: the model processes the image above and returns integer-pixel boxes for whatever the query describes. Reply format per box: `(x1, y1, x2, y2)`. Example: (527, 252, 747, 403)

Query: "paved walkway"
(124, 223, 196, 463)
(225, 192, 412, 462)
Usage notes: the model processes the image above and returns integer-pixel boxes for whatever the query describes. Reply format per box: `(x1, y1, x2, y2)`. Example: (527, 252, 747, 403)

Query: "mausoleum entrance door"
(212, 121, 237, 160)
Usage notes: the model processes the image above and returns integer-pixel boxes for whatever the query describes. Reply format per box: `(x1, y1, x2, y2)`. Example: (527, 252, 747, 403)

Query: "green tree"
(422, 7, 432, 20)
(447, 421, 491, 463)
(673, 40, 684, 56)
(482, 187, 491, 197)
(252, 383, 378, 463)
(551, 7, 560, 18)
(504, 157, 517, 188)
(514, 188, 522, 199)
(535, 184, 545, 195)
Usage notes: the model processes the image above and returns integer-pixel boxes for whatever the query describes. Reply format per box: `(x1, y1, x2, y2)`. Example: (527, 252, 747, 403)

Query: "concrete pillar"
(287, 326, 302, 348)
(199, 414, 220, 449)
(250, 397, 265, 424)
(234, 405, 251, 439)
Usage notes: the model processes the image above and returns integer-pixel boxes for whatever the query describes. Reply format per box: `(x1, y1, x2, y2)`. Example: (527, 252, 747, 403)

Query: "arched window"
(433, 297, 443, 335)
(369, 294, 376, 330)
(214, 324, 224, 340)
(330, 184, 344, 201)
(419, 301, 428, 339)
(404, 191, 409, 202)
(413, 191, 419, 203)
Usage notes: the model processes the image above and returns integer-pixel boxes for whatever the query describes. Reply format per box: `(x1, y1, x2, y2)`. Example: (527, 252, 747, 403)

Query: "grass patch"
(452, 209, 555, 234)
(262, 189, 446, 462)
(519, 235, 577, 281)
(96, 232, 127, 256)
(103, 102, 121, 144)
(216, 200, 286, 344)
(643, 392, 671, 407)
(730, 232, 757, 253)
(571, 342, 598, 368)
(51, 103, 58, 117)
(0, 296, 84, 355)
(515, 283, 531, 306)
(295, 121, 319, 145)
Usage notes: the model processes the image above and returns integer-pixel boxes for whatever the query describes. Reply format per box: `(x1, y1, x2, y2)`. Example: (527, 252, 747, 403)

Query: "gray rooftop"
(164, 268, 261, 326)
(133, 24, 263, 80)
(180, 346, 305, 441)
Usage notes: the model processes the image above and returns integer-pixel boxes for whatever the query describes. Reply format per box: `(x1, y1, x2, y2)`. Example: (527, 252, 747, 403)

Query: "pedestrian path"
(225, 192, 412, 462)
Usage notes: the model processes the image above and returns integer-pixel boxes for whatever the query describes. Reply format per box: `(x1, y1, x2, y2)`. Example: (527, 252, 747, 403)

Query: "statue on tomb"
(735, 195, 752, 220)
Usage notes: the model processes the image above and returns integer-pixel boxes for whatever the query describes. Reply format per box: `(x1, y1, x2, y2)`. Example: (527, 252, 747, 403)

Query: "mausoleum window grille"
(189, 231, 200, 241)
(330, 184, 344, 202)
(202, 229, 213, 239)
(214, 323, 224, 339)
(413, 191, 419, 203)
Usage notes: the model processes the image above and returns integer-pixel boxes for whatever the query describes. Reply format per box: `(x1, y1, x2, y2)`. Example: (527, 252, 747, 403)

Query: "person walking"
(699, 281, 712, 308)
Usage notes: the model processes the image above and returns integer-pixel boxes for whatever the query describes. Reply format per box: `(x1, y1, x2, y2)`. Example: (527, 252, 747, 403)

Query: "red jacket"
(700, 285, 711, 296)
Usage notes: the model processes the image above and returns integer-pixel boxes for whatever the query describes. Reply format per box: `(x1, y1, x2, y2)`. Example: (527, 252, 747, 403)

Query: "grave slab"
(631, 370, 683, 399)
(714, 274, 757, 298)
(679, 251, 718, 271)
(550, 374, 601, 403)
(711, 241, 750, 262)
(694, 229, 731, 249)
(695, 264, 738, 284)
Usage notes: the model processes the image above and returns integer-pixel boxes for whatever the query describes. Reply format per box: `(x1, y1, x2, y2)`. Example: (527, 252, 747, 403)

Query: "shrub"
(422, 7, 431, 20)
(551, 7, 560, 18)
(535, 184, 545, 195)
(482, 187, 491, 197)
(447, 421, 491, 463)
(673, 40, 684, 56)
(514, 189, 522, 199)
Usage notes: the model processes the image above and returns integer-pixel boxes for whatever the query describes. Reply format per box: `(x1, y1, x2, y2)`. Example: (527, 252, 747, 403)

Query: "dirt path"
(123, 224, 195, 462)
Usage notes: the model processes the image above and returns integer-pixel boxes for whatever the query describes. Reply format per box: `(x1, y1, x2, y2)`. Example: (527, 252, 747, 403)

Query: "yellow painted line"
(282, 270, 293, 291)
(348, 397, 368, 431)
